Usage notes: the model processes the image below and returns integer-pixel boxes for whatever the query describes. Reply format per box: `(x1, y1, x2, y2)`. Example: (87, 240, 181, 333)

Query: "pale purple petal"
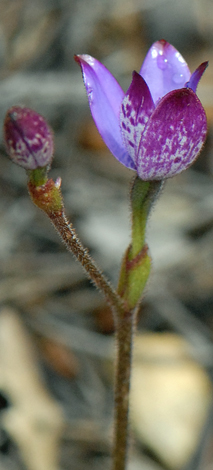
(139, 40, 191, 104)
(120, 72, 155, 164)
(75, 54, 135, 169)
(186, 61, 208, 93)
(136, 88, 207, 180)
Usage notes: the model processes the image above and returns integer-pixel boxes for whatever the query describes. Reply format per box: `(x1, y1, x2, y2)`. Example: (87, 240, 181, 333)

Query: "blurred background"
(0, 1, 213, 470)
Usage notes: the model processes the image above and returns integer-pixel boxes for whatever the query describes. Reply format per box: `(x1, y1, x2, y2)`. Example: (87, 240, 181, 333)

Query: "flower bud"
(4, 106, 54, 170)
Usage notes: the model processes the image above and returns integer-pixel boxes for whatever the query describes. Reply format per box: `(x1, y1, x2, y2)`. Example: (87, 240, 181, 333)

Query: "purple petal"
(75, 54, 135, 170)
(139, 40, 191, 104)
(186, 61, 208, 93)
(136, 88, 207, 180)
(120, 72, 155, 164)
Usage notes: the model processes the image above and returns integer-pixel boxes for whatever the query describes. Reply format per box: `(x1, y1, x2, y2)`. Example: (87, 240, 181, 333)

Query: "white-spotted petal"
(137, 88, 207, 180)
(120, 72, 155, 165)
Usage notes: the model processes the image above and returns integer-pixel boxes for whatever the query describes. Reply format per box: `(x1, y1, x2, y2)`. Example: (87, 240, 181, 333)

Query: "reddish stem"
(48, 210, 125, 321)
(113, 311, 135, 470)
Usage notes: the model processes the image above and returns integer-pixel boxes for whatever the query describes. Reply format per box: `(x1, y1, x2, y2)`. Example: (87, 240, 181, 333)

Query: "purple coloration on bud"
(4, 106, 54, 170)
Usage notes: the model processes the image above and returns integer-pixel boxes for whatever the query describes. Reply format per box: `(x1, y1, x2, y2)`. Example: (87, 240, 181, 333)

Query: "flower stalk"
(28, 174, 125, 321)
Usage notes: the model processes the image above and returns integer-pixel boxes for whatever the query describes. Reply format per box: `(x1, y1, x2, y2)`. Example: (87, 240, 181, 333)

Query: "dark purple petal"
(186, 61, 208, 93)
(4, 106, 53, 169)
(120, 72, 155, 165)
(139, 40, 191, 104)
(136, 88, 207, 180)
(75, 54, 135, 170)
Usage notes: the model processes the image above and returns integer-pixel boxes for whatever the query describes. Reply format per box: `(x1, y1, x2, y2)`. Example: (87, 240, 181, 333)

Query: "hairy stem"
(48, 210, 125, 320)
(112, 310, 136, 470)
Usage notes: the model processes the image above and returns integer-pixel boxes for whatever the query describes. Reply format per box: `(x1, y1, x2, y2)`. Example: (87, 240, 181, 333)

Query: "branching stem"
(28, 176, 145, 470)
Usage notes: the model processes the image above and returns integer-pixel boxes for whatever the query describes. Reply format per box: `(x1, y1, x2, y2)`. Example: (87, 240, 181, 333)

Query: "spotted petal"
(75, 54, 135, 169)
(140, 40, 191, 104)
(120, 71, 155, 165)
(136, 88, 207, 180)
(186, 61, 208, 93)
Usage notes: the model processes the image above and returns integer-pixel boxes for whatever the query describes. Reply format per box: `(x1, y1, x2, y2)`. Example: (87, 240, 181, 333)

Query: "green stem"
(131, 176, 163, 258)
(131, 179, 149, 258)
(27, 167, 48, 187)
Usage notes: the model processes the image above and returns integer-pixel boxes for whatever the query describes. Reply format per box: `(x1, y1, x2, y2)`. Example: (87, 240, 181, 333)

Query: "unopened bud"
(4, 106, 54, 170)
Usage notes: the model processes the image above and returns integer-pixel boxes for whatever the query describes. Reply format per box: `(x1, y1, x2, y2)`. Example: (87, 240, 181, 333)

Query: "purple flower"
(4, 106, 54, 170)
(75, 40, 208, 180)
